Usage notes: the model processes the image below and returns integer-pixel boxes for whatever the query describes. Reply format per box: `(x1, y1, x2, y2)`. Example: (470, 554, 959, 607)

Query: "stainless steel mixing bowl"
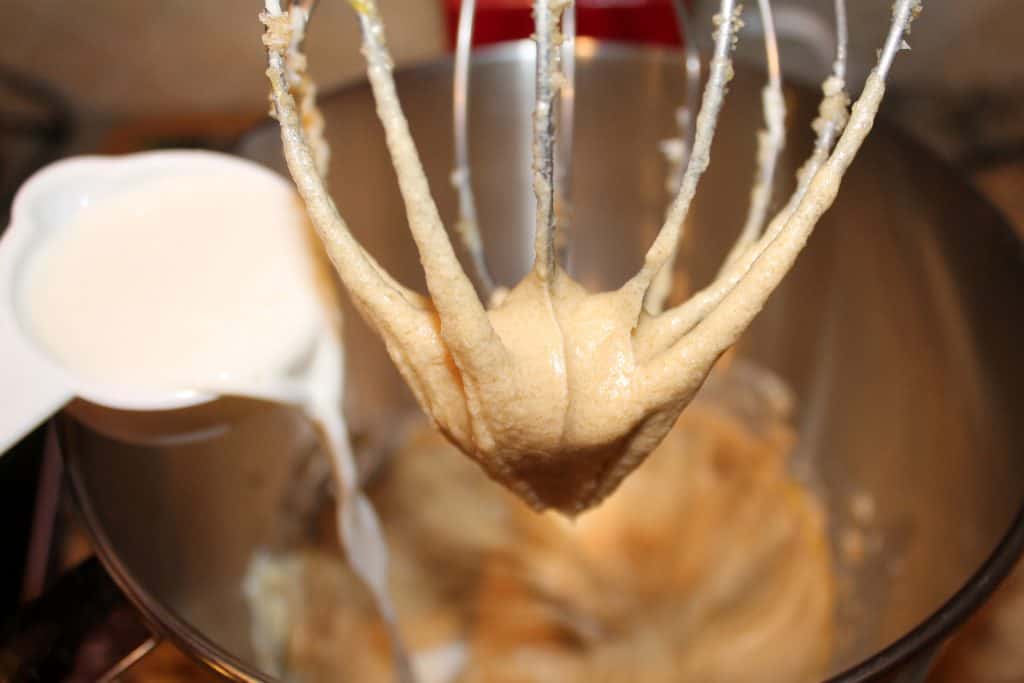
(51, 41, 1024, 681)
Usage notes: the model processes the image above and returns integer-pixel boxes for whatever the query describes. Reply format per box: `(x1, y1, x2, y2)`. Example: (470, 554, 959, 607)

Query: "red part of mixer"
(442, 0, 688, 49)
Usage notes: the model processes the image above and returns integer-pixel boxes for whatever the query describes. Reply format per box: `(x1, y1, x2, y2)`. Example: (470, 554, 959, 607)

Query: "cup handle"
(0, 238, 73, 456)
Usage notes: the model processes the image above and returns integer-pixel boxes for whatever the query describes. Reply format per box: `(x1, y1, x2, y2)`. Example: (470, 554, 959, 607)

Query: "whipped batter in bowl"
(245, 360, 836, 683)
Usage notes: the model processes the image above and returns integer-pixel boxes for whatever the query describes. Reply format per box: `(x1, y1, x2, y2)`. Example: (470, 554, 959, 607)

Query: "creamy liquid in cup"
(14, 153, 412, 678)
(21, 170, 323, 395)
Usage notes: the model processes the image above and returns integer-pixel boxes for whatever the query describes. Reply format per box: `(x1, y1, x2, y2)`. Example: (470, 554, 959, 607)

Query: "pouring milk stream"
(0, 151, 421, 680)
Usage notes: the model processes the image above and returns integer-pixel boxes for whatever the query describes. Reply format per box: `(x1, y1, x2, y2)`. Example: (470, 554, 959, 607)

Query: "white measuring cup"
(0, 151, 329, 455)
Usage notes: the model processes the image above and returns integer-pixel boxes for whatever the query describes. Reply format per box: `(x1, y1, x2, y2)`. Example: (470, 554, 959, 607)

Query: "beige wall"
(2, 1, 1022, 119)
(1, 1, 447, 117)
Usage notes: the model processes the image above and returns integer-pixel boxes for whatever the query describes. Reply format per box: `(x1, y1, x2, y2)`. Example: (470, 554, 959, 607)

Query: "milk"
(21, 172, 323, 393)
(17, 160, 413, 679)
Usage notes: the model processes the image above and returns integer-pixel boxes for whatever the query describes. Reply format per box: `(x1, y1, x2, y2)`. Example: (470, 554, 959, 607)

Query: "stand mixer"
(4, 2, 1024, 682)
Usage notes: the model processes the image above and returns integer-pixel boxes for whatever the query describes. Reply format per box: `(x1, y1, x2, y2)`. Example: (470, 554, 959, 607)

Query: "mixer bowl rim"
(64, 38, 1024, 683)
